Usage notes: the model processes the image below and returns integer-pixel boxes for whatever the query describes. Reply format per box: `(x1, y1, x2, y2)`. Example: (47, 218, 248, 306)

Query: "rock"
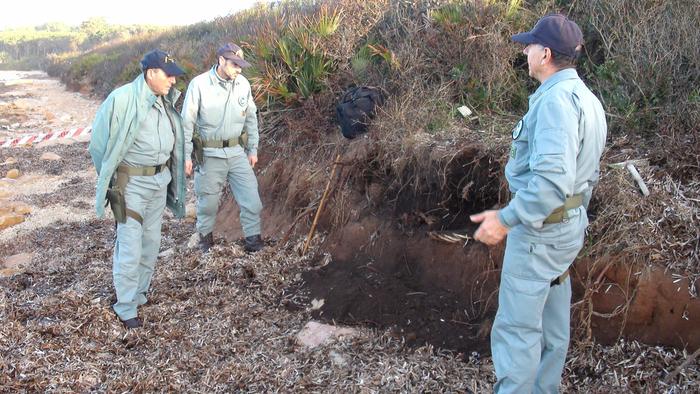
(2, 252, 34, 270)
(185, 202, 197, 219)
(57, 138, 78, 146)
(5, 169, 20, 179)
(0, 213, 25, 230)
(0, 202, 31, 216)
(187, 233, 200, 249)
(296, 321, 358, 349)
(2, 157, 18, 165)
(158, 248, 175, 258)
(0, 268, 22, 278)
(74, 133, 91, 143)
(40, 152, 62, 161)
(10, 201, 31, 215)
(310, 298, 325, 311)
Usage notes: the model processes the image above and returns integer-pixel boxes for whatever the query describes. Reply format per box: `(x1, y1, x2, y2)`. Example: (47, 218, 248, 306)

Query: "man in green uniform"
(181, 43, 263, 253)
(89, 50, 187, 329)
(470, 14, 607, 392)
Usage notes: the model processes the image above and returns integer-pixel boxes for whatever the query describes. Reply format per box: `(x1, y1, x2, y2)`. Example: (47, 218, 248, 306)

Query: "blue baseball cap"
(512, 13, 583, 58)
(140, 50, 185, 76)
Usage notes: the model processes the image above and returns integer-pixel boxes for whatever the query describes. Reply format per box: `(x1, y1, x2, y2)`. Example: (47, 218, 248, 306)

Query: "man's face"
(219, 57, 242, 80)
(523, 43, 547, 81)
(146, 68, 176, 96)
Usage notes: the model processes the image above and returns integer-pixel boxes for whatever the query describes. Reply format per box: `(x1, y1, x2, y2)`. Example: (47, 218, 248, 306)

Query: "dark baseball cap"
(140, 49, 185, 76)
(217, 43, 251, 68)
(511, 13, 583, 58)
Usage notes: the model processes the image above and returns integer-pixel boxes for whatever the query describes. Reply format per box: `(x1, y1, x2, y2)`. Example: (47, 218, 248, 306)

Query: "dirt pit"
(296, 252, 492, 356)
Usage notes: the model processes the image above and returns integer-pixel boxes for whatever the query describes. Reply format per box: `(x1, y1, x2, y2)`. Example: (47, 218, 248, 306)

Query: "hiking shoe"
(244, 234, 264, 253)
(121, 317, 142, 329)
(199, 232, 214, 253)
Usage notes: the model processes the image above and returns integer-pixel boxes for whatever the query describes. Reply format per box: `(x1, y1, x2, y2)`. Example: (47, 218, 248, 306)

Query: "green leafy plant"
(351, 45, 372, 80)
(432, 4, 465, 26)
(251, 6, 341, 105)
(310, 5, 342, 37)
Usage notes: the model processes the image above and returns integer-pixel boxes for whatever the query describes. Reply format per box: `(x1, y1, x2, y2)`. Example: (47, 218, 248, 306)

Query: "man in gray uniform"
(89, 50, 187, 329)
(181, 42, 263, 253)
(470, 14, 607, 393)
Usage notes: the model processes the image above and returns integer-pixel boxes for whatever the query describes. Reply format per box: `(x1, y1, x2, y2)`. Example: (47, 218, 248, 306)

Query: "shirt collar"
(531, 68, 579, 101)
(209, 65, 233, 87)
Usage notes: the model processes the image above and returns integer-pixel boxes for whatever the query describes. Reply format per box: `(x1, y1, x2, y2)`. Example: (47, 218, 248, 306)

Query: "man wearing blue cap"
(89, 49, 187, 329)
(181, 42, 263, 253)
(470, 14, 607, 392)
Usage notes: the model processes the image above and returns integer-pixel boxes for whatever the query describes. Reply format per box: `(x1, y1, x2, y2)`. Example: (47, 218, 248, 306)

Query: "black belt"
(201, 137, 239, 148)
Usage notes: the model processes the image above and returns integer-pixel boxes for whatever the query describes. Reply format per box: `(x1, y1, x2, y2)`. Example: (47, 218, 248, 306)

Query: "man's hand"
(185, 160, 193, 176)
(248, 154, 258, 168)
(471, 210, 509, 246)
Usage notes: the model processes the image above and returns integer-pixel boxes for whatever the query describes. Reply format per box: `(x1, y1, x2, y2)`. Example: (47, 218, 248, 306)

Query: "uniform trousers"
(492, 209, 586, 393)
(194, 148, 262, 237)
(112, 171, 169, 320)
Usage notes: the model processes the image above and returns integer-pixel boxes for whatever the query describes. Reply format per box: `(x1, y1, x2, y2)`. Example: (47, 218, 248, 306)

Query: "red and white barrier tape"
(0, 126, 92, 148)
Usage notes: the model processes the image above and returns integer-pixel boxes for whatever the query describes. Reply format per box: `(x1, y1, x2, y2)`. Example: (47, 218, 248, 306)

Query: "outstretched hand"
(470, 210, 509, 246)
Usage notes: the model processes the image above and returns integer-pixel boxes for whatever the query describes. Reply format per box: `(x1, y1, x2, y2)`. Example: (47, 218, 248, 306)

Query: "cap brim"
(162, 63, 185, 77)
(225, 56, 252, 68)
(511, 32, 538, 45)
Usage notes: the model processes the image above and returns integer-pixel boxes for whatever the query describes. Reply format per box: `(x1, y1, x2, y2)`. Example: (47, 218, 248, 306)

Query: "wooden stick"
(607, 159, 650, 196)
(280, 206, 316, 245)
(301, 153, 341, 256)
(607, 158, 648, 169)
(626, 163, 650, 196)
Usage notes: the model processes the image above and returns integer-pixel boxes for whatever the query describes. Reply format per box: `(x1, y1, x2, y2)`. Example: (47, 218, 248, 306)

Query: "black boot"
(244, 234, 264, 253)
(199, 232, 214, 253)
(121, 317, 142, 329)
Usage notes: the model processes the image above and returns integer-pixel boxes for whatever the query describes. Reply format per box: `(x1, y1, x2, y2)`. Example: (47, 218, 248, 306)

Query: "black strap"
(550, 270, 570, 287)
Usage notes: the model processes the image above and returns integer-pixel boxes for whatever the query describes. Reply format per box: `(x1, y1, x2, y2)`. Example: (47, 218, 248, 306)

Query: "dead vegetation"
(3, 0, 700, 390)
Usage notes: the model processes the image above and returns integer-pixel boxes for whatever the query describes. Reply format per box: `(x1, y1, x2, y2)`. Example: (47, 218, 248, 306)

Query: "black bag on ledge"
(336, 86, 385, 139)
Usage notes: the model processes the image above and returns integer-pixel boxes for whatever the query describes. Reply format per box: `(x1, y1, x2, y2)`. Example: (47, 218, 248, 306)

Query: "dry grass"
(576, 0, 700, 138)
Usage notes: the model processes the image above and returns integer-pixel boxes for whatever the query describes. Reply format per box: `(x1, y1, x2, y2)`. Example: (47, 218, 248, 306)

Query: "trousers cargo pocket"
(498, 272, 550, 328)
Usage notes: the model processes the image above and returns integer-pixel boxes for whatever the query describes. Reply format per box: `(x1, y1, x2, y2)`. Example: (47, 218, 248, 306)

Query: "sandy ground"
(0, 71, 98, 142)
(0, 71, 697, 392)
(0, 71, 96, 242)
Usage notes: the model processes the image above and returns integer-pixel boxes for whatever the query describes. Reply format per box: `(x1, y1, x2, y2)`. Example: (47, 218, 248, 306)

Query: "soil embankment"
(216, 136, 700, 352)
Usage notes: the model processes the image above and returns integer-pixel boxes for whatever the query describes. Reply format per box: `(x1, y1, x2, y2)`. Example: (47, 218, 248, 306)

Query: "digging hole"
(289, 144, 503, 355)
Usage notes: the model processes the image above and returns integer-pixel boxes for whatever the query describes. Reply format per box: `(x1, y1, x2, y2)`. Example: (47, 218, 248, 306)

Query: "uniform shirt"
(498, 68, 607, 231)
(121, 97, 174, 191)
(181, 66, 259, 159)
